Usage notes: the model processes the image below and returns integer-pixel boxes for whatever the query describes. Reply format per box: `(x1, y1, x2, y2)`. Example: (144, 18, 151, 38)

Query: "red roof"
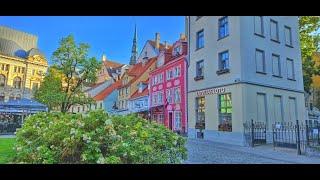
(93, 80, 122, 101)
(129, 87, 149, 100)
(119, 57, 156, 89)
(148, 40, 172, 51)
(103, 60, 123, 69)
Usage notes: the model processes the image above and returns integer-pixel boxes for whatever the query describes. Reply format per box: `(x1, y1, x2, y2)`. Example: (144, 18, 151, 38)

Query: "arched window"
(0, 74, 6, 87)
(13, 77, 22, 89)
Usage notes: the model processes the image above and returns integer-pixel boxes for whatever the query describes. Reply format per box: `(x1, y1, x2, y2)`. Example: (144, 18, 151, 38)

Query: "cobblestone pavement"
(185, 138, 320, 164)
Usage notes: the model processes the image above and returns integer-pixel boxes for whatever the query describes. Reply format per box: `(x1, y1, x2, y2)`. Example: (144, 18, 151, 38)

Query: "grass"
(0, 138, 16, 164)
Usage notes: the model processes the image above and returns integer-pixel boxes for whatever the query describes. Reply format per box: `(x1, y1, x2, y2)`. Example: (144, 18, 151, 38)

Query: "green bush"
(13, 110, 187, 164)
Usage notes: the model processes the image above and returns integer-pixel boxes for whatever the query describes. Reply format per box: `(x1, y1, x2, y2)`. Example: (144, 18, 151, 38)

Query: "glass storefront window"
(195, 96, 205, 129)
(218, 93, 232, 132)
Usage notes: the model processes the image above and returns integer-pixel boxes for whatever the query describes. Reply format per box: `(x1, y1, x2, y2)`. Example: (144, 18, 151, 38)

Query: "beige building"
(0, 26, 48, 101)
(186, 16, 305, 145)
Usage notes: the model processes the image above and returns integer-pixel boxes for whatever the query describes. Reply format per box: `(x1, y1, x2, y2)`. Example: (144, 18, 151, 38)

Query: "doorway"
(169, 112, 173, 130)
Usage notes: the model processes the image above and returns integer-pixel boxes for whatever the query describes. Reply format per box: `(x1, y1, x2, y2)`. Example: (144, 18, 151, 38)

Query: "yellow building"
(116, 57, 157, 114)
(0, 26, 48, 102)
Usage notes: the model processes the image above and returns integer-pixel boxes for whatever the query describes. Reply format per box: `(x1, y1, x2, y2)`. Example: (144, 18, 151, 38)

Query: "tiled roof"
(84, 82, 104, 92)
(103, 60, 123, 69)
(93, 80, 122, 101)
(129, 87, 149, 100)
(148, 40, 172, 51)
(119, 57, 157, 89)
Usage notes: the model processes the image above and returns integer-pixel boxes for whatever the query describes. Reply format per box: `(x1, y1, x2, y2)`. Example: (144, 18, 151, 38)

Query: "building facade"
(128, 80, 149, 118)
(149, 36, 187, 134)
(0, 26, 48, 102)
(186, 16, 305, 145)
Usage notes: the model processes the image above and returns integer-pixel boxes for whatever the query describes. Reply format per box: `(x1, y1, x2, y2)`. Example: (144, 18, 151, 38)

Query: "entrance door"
(169, 112, 173, 130)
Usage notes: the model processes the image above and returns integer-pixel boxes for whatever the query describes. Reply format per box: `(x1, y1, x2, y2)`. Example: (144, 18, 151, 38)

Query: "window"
(270, 19, 279, 42)
(100, 102, 103, 109)
(196, 29, 204, 49)
(255, 49, 265, 73)
(174, 87, 181, 103)
(286, 58, 295, 80)
(32, 82, 39, 91)
(273, 95, 283, 122)
(219, 51, 229, 70)
(218, 93, 232, 132)
(14, 66, 17, 73)
(174, 45, 181, 56)
(166, 69, 174, 80)
(5, 65, 9, 71)
(195, 97, 205, 128)
(218, 16, 229, 39)
(0, 75, 6, 87)
(166, 89, 173, 104)
(174, 111, 182, 131)
(196, 16, 203, 20)
(0, 93, 4, 102)
(257, 93, 267, 125)
(13, 77, 22, 89)
(16, 94, 21, 100)
(174, 66, 181, 78)
(254, 16, 264, 36)
(288, 97, 297, 122)
(158, 91, 163, 105)
(21, 67, 25, 74)
(158, 114, 164, 124)
(195, 60, 204, 79)
(126, 87, 128, 95)
(83, 106, 85, 112)
(152, 93, 157, 106)
(1, 64, 4, 71)
(32, 69, 36, 75)
(18, 67, 21, 73)
(285, 26, 293, 47)
(272, 54, 281, 77)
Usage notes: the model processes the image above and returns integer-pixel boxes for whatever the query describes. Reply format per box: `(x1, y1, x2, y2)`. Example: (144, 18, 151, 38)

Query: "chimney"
(180, 33, 186, 40)
(102, 54, 107, 61)
(155, 32, 160, 49)
(164, 41, 168, 49)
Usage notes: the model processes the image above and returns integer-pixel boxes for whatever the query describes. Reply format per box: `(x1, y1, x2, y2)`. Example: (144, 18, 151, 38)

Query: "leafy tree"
(34, 66, 64, 112)
(299, 16, 320, 92)
(41, 35, 101, 112)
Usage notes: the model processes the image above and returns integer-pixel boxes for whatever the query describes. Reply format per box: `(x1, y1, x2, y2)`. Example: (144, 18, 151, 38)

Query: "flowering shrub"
(13, 110, 187, 164)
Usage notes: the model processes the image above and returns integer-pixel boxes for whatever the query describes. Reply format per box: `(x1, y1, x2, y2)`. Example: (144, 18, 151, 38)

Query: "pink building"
(149, 36, 187, 134)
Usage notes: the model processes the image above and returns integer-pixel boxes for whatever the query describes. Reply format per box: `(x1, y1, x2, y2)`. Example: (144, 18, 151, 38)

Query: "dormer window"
(173, 45, 182, 56)
(157, 53, 165, 67)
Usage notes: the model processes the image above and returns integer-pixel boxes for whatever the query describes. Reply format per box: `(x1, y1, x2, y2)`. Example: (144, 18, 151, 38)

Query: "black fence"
(272, 120, 306, 154)
(243, 119, 267, 147)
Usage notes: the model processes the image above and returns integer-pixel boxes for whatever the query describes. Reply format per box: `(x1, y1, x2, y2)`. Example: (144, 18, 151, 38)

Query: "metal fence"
(272, 120, 306, 155)
(243, 119, 267, 147)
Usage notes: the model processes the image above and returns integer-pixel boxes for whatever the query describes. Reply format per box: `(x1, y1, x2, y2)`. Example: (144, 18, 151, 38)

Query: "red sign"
(196, 87, 226, 97)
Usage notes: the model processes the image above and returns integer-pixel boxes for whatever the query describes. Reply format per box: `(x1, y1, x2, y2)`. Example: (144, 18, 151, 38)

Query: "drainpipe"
(185, 16, 191, 136)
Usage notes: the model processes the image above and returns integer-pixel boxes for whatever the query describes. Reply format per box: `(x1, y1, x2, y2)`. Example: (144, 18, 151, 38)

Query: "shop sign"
(196, 87, 226, 97)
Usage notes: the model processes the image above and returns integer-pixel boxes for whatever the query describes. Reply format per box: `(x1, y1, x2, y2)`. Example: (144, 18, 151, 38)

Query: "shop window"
(174, 111, 182, 131)
(195, 97, 205, 129)
(218, 93, 232, 132)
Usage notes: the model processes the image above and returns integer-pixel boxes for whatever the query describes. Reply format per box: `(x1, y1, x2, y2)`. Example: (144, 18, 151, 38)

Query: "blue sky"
(0, 16, 184, 65)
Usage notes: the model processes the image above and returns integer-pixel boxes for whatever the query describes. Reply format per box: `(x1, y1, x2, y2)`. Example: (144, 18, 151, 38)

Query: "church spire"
(129, 24, 138, 65)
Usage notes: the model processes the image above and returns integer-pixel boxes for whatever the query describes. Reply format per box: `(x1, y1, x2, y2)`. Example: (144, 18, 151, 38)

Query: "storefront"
(0, 98, 47, 134)
(188, 83, 305, 146)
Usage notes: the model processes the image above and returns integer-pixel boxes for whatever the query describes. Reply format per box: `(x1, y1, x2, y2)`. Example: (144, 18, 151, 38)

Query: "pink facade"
(149, 38, 187, 134)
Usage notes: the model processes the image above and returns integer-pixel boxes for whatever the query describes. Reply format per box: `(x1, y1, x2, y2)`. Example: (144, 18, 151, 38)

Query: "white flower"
(104, 119, 112, 126)
(70, 128, 76, 135)
(97, 156, 105, 164)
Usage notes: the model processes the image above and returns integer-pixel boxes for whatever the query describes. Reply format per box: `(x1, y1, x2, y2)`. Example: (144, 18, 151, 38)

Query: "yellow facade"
(0, 26, 48, 101)
(117, 60, 156, 110)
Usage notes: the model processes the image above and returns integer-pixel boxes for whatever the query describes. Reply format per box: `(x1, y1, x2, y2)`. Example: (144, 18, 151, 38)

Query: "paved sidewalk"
(185, 138, 320, 164)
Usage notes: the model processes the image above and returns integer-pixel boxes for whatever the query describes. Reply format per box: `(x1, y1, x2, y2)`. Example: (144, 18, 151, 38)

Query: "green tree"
(37, 35, 101, 112)
(34, 66, 64, 112)
(299, 16, 320, 92)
